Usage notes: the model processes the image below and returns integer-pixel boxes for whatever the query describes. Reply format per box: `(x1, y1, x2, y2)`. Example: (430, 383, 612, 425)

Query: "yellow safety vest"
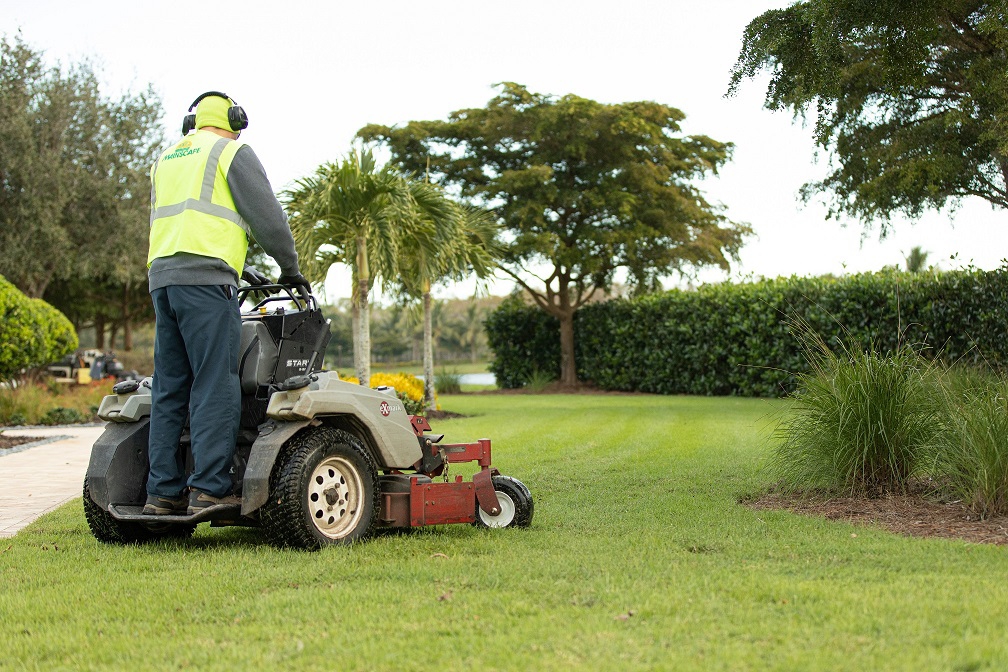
(148, 130, 250, 274)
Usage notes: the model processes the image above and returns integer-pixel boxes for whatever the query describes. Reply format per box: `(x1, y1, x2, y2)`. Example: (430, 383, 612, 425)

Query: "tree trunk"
(108, 323, 119, 352)
(557, 277, 578, 387)
(558, 311, 577, 386)
(21, 273, 52, 299)
(350, 279, 360, 376)
(122, 284, 133, 351)
(95, 313, 106, 350)
(423, 285, 435, 411)
(355, 235, 371, 386)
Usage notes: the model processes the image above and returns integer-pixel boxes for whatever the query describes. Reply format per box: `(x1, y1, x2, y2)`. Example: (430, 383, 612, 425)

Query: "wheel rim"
(478, 491, 516, 528)
(308, 456, 364, 539)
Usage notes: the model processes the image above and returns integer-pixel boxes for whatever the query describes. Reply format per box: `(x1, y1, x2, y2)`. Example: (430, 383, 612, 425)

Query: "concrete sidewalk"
(0, 425, 105, 537)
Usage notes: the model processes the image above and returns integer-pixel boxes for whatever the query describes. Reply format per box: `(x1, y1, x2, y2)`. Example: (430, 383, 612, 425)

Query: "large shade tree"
(0, 35, 163, 298)
(43, 88, 163, 350)
(359, 82, 750, 386)
(728, 0, 1008, 229)
(0, 35, 163, 349)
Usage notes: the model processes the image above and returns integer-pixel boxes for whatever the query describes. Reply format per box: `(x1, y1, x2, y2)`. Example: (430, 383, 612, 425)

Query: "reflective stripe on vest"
(148, 132, 250, 274)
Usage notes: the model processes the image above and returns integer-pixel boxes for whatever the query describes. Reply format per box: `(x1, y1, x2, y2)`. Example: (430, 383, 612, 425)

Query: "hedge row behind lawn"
(486, 269, 1008, 396)
(0, 274, 78, 382)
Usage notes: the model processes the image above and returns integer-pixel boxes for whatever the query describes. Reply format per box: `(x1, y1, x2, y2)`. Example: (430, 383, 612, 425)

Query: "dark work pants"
(147, 285, 241, 498)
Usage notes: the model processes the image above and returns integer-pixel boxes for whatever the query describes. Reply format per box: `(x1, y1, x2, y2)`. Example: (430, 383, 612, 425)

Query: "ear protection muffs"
(181, 91, 249, 135)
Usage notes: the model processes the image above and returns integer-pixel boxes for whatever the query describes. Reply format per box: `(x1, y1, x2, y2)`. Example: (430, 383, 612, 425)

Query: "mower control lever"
(275, 373, 317, 391)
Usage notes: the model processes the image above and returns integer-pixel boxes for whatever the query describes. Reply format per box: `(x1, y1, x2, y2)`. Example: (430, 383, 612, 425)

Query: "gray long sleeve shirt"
(148, 141, 300, 292)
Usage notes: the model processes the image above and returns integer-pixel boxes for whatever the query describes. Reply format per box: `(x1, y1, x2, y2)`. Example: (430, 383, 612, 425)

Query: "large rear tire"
(260, 426, 380, 550)
(82, 481, 195, 544)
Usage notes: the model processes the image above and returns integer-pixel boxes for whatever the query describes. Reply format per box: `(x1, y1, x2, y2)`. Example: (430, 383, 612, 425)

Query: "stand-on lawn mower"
(82, 283, 533, 550)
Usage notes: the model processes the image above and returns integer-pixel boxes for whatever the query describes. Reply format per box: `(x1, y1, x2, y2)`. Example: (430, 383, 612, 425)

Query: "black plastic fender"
(240, 418, 313, 515)
(84, 420, 151, 509)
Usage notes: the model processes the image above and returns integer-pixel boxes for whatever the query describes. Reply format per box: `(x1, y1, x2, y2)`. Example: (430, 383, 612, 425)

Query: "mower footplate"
(108, 503, 243, 524)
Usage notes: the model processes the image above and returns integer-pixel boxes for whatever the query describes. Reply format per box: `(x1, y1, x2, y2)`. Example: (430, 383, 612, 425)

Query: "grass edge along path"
(2, 394, 1007, 671)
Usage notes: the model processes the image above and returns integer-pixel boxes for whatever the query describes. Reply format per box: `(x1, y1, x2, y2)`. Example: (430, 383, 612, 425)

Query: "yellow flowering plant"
(337, 371, 434, 415)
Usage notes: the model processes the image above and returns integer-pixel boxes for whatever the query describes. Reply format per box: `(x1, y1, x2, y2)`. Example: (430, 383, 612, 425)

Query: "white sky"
(4, 1, 1006, 300)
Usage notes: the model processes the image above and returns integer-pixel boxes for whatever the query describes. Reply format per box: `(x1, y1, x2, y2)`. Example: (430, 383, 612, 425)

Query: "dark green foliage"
(0, 35, 163, 350)
(42, 407, 89, 425)
(729, 1, 1008, 228)
(0, 274, 77, 382)
(484, 295, 560, 389)
(486, 269, 1008, 395)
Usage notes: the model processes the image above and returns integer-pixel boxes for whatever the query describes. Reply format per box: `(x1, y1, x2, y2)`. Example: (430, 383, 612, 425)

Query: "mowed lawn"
(3, 394, 1008, 671)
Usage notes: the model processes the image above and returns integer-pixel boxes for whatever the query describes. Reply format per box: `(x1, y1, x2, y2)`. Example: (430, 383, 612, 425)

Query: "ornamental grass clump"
(434, 368, 462, 394)
(773, 325, 940, 496)
(928, 367, 1008, 518)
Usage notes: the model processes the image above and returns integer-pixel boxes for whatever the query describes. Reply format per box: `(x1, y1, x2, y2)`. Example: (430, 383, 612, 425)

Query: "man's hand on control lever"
(278, 272, 311, 303)
(241, 265, 272, 300)
(241, 265, 271, 286)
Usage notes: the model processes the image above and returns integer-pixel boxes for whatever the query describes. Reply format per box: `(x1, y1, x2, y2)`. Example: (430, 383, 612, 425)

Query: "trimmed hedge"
(486, 269, 1008, 396)
(0, 274, 78, 381)
(485, 297, 561, 389)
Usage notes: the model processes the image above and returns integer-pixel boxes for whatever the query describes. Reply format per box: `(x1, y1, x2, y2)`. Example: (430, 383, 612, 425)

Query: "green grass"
(4, 394, 1008, 670)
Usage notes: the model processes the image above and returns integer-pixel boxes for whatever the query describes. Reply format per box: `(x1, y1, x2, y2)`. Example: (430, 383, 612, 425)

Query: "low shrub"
(0, 274, 78, 382)
(773, 324, 1008, 516)
(0, 380, 110, 426)
(486, 268, 1008, 395)
(526, 368, 556, 393)
(434, 369, 462, 395)
(773, 326, 940, 496)
(929, 368, 1008, 517)
(41, 407, 89, 425)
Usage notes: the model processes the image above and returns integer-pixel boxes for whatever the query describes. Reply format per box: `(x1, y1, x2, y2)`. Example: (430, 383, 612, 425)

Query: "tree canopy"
(728, 1, 1008, 230)
(359, 82, 750, 385)
(0, 34, 163, 349)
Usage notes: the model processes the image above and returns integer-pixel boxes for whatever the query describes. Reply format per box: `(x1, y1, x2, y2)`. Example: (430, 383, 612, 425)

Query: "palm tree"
(904, 246, 930, 273)
(457, 300, 486, 363)
(285, 150, 433, 385)
(393, 194, 500, 410)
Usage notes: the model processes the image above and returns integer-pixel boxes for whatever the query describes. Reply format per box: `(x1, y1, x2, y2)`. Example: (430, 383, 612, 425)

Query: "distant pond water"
(417, 372, 497, 386)
(458, 372, 496, 386)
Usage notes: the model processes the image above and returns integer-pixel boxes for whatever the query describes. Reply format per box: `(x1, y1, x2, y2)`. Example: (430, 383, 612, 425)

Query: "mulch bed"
(744, 490, 1008, 546)
(424, 410, 466, 421)
(0, 434, 44, 451)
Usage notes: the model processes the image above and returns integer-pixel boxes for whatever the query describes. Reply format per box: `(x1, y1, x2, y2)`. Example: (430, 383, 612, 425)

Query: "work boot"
(188, 490, 241, 514)
(142, 493, 188, 515)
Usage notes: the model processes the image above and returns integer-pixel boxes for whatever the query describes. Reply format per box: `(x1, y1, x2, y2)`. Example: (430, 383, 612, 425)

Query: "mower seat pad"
(239, 319, 278, 394)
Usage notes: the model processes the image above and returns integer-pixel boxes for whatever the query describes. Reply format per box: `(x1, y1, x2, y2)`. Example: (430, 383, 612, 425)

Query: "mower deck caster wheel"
(475, 475, 534, 529)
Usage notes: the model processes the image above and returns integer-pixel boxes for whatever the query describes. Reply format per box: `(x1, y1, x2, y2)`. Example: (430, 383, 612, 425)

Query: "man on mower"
(144, 91, 309, 516)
